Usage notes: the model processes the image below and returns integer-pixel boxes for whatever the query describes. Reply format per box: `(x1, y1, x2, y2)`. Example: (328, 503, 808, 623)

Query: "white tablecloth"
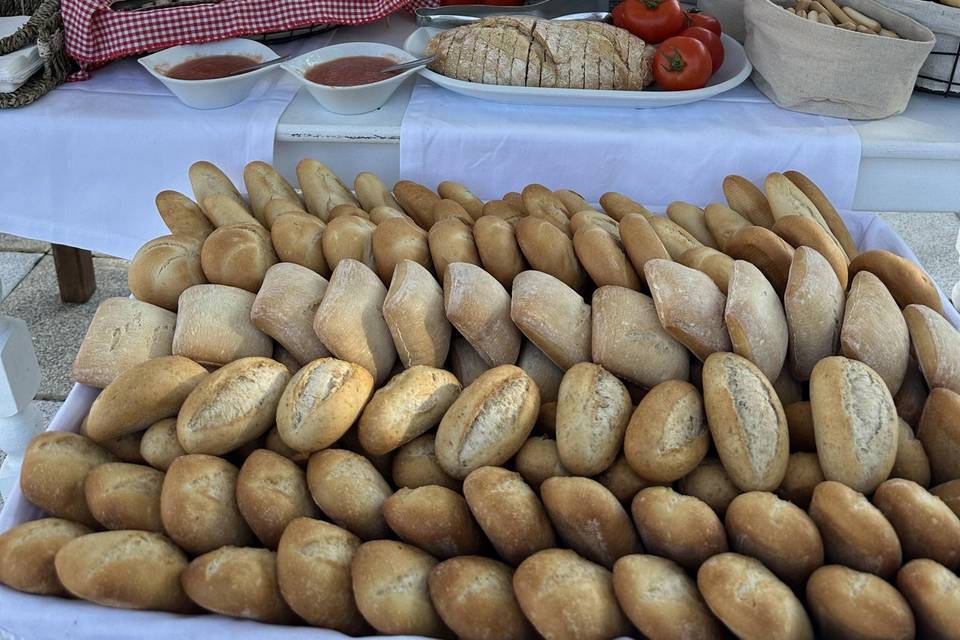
(0, 32, 333, 261)
(399, 81, 862, 211)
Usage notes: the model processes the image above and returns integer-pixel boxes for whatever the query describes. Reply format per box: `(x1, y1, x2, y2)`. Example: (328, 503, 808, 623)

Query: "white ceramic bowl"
(138, 39, 279, 109)
(282, 42, 418, 115)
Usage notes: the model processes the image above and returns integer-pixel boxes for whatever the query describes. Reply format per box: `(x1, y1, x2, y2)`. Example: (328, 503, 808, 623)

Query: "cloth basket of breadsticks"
(872, 0, 960, 95)
(744, 0, 935, 118)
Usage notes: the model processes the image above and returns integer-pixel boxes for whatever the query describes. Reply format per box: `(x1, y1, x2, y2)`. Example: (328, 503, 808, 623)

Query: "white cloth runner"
(0, 32, 332, 260)
(400, 80, 862, 210)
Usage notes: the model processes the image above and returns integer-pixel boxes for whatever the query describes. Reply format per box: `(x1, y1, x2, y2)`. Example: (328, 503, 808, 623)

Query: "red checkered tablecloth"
(62, 0, 438, 79)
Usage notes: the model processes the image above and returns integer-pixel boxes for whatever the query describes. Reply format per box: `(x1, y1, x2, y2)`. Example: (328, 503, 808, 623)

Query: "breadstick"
(817, 0, 852, 25)
(797, 0, 812, 11)
(809, 1, 828, 14)
(798, 8, 807, 17)
(807, 10, 819, 21)
(843, 6, 882, 32)
(818, 12, 834, 24)
(879, 28, 900, 37)
(788, 7, 797, 12)
(838, 21, 856, 29)
(856, 24, 874, 33)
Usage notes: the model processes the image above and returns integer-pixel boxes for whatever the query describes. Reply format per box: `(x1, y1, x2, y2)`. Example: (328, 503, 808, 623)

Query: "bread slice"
(526, 39, 543, 87)
(483, 26, 501, 85)
(454, 27, 477, 81)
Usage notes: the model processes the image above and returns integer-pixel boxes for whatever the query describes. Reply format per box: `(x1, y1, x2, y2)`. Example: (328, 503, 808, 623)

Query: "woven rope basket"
(0, 0, 71, 108)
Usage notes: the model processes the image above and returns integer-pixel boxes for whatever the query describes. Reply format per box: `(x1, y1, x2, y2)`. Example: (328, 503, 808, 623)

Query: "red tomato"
(653, 36, 712, 91)
(685, 11, 722, 35)
(613, 0, 688, 45)
(680, 26, 724, 73)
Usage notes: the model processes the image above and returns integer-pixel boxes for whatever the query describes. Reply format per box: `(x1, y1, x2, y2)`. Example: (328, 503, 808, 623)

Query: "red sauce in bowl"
(304, 56, 400, 87)
(165, 54, 259, 80)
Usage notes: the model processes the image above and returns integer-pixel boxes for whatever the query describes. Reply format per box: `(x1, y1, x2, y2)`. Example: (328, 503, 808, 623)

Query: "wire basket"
(0, 0, 71, 108)
(875, 0, 960, 96)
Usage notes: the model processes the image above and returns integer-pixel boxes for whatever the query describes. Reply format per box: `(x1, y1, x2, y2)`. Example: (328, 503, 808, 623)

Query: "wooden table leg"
(51, 244, 96, 303)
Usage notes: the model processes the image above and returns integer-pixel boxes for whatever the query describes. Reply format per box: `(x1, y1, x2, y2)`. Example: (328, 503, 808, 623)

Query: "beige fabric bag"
(745, 0, 936, 119)
(874, 0, 960, 95)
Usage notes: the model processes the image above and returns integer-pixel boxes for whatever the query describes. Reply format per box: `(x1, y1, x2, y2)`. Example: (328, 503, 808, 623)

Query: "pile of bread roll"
(783, 0, 902, 37)
(1, 157, 959, 640)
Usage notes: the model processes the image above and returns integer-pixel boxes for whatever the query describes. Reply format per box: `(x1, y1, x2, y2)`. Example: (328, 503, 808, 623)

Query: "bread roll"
(372, 217, 431, 283)
(570, 209, 621, 240)
(369, 205, 409, 225)
(139, 418, 185, 471)
(199, 191, 258, 228)
(511, 270, 591, 369)
(619, 213, 670, 283)
(516, 339, 564, 402)
(473, 215, 527, 289)
(918, 388, 960, 484)
(384, 485, 482, 558)
(429, 218, 482, 282)
(243, 160, 303, 225)
(73, 298, 177, 388)
(704, 203, 751, 251)
(85, 355, 207, 442)
(128, 235, 206, 311)
(573, 225, 641, 290)
(251, 263, 329, 365)
(436, 365, 539, 478)
(774, 366, 804, 405)
(772, 214, 849, 288)
(893, 419, 931, 486)
(931, 479, 960, 517)
(155, 189, 213, 240)
(596, 454, 656, 503)
(449, 334, 489, 387)
(482, 198, 522, 221)
(896, 358, 929, 427)
(182, 546, 295, 623)
(83, 463, 164, 532)
(160, 454, 254, 554)
(355, 171, 400, 212)
(703, 351, 789, 491)
(515, 435, 571, 489)
(677, 458, 740, 517)
(276, 357, 374, 453)
(329, 203, 369, 221)
(444, 262, 521, 366)
(555, 363, 631, 476)
(613, 554, 724, 640)
(429, 556, 534, 640)
(394, 180, 440, 228)
(722, 174, 775, 227)
(200, 222, 277, 292)
(897, 559, 960, 640)
(437, 181, 484, 219)
(678, 245, 733, 294)
(173, 284, 272, 366)
(189, 160, 245, 212)
(649, 216, 702, 260)
(0, 518, 91, 595)
(265, 426, 310, 465)
(725, 259, 788, 381)
(297, 159, 358, 220)
(765, 171, 836, 237)
(306, 449, 391, 540)
(236, 449, 317, 549)
(55, 530, 192, 612)
(383, 260, 451, 369)
(392, 434, 460, 491)
(667, 201, 718, 248)
(432, 199, 473, 226)
(810, 356, 898, 493)
(94, 430, 145, 464)
(781, 170, 856, 256)
(321, 215, 375, 271)
(270, 213, 330, 277)
(850, 250, 942, 313)
(784, 247, 845, 380)
(874, 478, 960, 570)
(276, 518, 366, 633)
(21, 432, 117, 527)
(645, 259, 731, 361)
(521, 183, 571, 232)
(905, 304, 960, 394)
(351, 540, 449, 637)
(632, 486, 727, 571)
(807, 565, 915, 639)
(726, 225, 796, 295)
(777, 451, 824, 508)
(599, 192, 650, 221)
(515, 216, 585, 290)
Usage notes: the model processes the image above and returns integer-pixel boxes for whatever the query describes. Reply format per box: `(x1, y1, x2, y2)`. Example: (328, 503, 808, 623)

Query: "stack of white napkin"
(0, 16, 42, 93)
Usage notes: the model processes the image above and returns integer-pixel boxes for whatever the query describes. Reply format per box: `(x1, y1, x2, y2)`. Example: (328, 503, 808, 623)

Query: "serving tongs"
(415, 0, 611, 28)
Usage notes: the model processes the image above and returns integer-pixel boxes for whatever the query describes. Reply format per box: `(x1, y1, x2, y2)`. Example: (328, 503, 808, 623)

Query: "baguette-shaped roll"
(809, 480, 902, 578)
(128, 235, 206, 311)
(307, 449, 391, 540)
(270, 213, 330, 277)
(482, 198, 523, 221)
(645, 259, 731, 361)
(896, 358, 929, 427)
(785, 247, 845, 380)
(726, 225, 795, 294)
(355, 171, 400, 212)
(393, 434, 461, 491)
(394, 180, 440, 228)
(613, 554, 724, 640)
(383, 260, 451, 368)
(251, 263, 329, 366)
(263, 198, 308, 228)
(155, 190, 214, 240)
(314, 259, 396, 385)
(541, 476, 640, 568)
(55, 531, 193, 613)
(86, 355, 207, 442)
(200, 222, 277, 292)
(200, 192, 259, 227)
(573, 225, 641, 290)
(850, 250, 943, 313)
(516, 340, 564, 402)
(703, 352, 789, 491)
(236, 449, 318, 548)
(276, 358, 374, 453)
(189, 160, 245, 213)
(600, 191, 651, 221)
(297, 159, 357, 221)
(873, 478, 960, 570)
(372, 217, 431, 283)
(369, 205, 409, 224)
(806, 565, 915, 640)
(384, 485, 482, 558)
(436, 365, 539, 479)
(919, 388, 960, 484)
(892, 419, 931, 486)
(515, 216, 585, 290)
(764, 172, 837, 241)
(722, 174, 775, 227)
(841, 270, 910, 394)
(160, 454, 254, 554)
(84, 463, 164, 532)
(649, 216, 702, 259)
(624, 380, 708, 482)
(173, 284, 272, 366)
(473, 215, 527, 289)
(772, 215, 849, 288)
(905, 304, 960, 394)
(515, 436, 571, 490)
(243, 160, 304, 227)
(897, 559, 960, 640)
(632, 487, 727, 571)
(429, 556, 534, 640)
(619, 213, 670, 284)
(725, 491, 823, 590)
(704, 203, 751, 251)
(437, 180, 484, 219)
(182, 547, 295, 623)
(73, 297, 177, 388)
(570, 209, 621, 240)
(329, 203, 369, 221)
(811, 356, 898, 493)
(678, 246, 733, 294)
(277, 518, 366, 633)
(449, 335, 489, 387)
(462, 466, 555, 565)
(677, 458, 740, 517)
(432, 199, 474, 226)
(698, 553, 814, 640)
(444, 262, 521, 366)
(429, 218, 481, 283)
(514, 549, 631, 640)
(777, 451, 824, 508)
(511, 270, 591, 370)
(321, 215, 375, 271)
(522, 183, 571, 234)
(0, 518, 90, 595)
(667, 201, 717, 248)
(784, 170, 858, 259)
(140, 418, 185, 471)
(554, 189, 590, 216)
(359, 366, 461, 455)
(725, 260, 788, 382)
(555, 362, 631, 475)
